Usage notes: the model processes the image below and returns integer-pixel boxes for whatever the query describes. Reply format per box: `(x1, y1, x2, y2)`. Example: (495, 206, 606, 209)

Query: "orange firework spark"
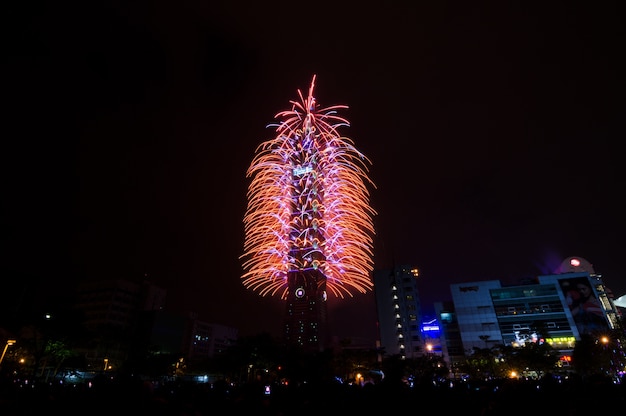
(240, 75, 377, 299)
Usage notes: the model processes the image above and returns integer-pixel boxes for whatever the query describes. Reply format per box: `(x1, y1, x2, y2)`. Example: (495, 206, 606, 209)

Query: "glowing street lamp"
(356, 373, 364, 385)
(425, 343, 435, 359)
(0, 339, 16, 367)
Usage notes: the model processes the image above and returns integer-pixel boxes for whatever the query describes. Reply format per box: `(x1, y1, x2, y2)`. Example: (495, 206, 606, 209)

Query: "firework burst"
(240, 75, 377, 299)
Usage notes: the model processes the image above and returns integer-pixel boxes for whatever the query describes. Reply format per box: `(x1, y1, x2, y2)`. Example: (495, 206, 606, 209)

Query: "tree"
(499, 342, 559, 379)
(459, 346, 500, 380)
(40, 339, 79, 381)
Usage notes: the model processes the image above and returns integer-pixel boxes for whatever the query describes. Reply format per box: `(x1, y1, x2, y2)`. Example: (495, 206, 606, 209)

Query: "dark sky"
(3, 1, 625, 342)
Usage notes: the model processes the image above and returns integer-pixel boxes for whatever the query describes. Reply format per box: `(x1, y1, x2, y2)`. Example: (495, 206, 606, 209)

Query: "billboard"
(559, 276, 609, 335)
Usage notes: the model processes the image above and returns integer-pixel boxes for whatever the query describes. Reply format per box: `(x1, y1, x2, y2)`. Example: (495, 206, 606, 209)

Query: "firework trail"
(241, 75, 377, 300)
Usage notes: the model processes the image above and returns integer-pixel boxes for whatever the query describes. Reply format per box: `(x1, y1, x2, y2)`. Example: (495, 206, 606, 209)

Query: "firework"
(241, 75, 376, 299)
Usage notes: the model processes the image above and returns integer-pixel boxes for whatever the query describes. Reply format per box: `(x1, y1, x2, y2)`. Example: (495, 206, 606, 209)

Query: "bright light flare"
(240, 75, 377, 299)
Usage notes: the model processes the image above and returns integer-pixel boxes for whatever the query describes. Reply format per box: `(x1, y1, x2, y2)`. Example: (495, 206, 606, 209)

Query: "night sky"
(3, 1, 625, 342)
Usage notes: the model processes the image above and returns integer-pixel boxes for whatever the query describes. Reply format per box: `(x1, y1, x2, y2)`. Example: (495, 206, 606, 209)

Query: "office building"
(435, 256, 621, 373)
(374, 265, 425, 359)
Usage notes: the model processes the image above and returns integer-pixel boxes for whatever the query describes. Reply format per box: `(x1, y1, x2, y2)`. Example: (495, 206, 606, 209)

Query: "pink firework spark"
(240, 75, 377, 299)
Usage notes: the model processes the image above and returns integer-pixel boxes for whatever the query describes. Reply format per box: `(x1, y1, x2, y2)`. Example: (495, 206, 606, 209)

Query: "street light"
(426, 343, 434, 359)
(0, 339, 16, 367)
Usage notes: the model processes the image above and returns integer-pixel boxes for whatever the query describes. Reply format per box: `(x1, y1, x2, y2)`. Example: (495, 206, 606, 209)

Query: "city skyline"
(3, 1, 624, 341)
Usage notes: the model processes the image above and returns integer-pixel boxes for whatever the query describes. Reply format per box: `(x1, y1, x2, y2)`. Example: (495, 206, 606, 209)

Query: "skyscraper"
(374, 266, 425, 359)
(241, 76, 376, 351)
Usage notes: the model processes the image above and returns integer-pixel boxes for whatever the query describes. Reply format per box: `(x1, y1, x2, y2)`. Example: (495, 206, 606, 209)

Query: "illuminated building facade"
(241, 76, 376, 352)
(284, 269, 329, 351)
(374, 266, 425, 359)
(436, 256, 621, 372)
(433, 301, 465, 371)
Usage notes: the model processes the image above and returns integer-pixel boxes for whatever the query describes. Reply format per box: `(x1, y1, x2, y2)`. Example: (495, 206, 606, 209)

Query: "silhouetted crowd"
(1, 373, 625, 415)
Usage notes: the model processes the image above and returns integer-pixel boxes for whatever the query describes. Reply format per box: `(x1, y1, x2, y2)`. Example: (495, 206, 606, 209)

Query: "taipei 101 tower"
(240, 76, 377, 352)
